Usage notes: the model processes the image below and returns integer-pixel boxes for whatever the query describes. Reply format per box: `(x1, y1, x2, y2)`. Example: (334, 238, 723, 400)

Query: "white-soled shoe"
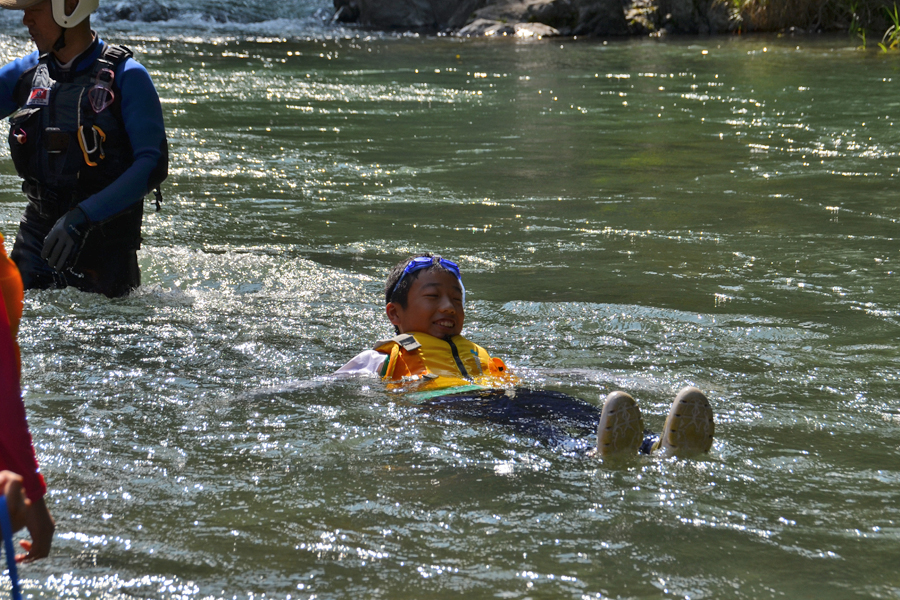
(596, 391, 644, 456)
(655, 386, 714, 457)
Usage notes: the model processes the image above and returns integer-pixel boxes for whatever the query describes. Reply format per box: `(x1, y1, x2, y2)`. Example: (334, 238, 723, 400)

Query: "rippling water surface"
(1, 9, 899, 599)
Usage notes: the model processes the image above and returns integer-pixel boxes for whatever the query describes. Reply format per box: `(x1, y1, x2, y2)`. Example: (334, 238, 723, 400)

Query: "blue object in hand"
(0, 496, 22, 600)
(41, 206, 92, 271)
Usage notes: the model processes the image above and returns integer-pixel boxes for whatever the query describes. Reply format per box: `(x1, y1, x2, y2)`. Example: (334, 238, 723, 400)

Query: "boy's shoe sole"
(657, 387, 714, 457)
(596, 391, 644, 456)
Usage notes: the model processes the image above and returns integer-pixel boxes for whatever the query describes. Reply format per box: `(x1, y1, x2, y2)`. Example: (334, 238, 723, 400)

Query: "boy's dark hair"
(385, 253, 456, 308)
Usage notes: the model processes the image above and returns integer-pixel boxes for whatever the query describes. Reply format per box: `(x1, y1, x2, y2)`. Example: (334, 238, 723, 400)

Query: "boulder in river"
(332, 0, 484, 31)
(96, 0, 177, 22)
(332, 0, 628, 35)
(457, 18, 560, 37)
(468, 0, 628, 36)
(332, 0, 740, 36)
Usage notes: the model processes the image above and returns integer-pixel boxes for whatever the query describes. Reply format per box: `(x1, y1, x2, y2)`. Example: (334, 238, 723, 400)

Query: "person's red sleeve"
(0, 238, 46, 502)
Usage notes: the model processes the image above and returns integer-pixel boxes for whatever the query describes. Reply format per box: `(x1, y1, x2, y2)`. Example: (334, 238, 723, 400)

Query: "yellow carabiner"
(94, 125, 106, 160)
(78, 125, 107, 167)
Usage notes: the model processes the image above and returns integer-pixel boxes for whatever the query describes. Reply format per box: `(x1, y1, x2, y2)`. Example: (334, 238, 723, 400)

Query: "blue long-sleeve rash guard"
(0, 38, 165, 224)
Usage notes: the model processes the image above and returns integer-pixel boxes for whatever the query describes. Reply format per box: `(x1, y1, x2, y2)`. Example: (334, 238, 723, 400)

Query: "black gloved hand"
(41, 206, 93, 271)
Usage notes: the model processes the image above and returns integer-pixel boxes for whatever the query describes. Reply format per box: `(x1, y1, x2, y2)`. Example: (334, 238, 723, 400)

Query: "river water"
(1, 2, 899, 598)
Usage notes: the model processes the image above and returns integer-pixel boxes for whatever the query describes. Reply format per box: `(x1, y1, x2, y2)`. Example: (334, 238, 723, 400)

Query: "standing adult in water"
(0, 0, 167, 297)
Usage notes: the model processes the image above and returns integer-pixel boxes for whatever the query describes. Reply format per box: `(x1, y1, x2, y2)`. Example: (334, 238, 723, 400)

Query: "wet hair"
(384, 253, 458, 308)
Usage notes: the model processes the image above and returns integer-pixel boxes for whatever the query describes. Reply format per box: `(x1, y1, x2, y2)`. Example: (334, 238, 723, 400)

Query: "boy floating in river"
(337, 254, 715, 457)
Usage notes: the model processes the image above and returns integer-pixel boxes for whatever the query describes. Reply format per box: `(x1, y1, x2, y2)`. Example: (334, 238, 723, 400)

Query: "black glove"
(41, 206, 93, 271)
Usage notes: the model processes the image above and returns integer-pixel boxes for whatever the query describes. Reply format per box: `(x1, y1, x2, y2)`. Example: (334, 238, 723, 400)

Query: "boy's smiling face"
(386, 269, 465, 339)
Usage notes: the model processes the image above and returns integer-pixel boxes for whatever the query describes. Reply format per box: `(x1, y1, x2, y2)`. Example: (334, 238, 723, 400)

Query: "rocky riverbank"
(332, 0, 733, 36)
(86, 0, 895, 40)
(331, 0, 891, 38)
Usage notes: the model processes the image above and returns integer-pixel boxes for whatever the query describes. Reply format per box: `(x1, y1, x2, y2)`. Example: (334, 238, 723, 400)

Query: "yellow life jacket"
(374, 332, 518, 400)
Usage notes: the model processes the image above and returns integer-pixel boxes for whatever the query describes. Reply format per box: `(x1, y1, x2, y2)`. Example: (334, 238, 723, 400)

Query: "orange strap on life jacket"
(378, 334, 432, 381)
(376, 333, 515, 389)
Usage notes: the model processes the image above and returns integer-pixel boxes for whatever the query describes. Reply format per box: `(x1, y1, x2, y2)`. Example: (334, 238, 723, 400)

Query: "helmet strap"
(52, 29, 66, 53)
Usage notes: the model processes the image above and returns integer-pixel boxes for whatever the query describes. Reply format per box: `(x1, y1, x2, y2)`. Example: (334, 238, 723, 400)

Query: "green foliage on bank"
(846, 0, 898, 50)
(876, 2, 900, 49)
(734, 0, 899, 45)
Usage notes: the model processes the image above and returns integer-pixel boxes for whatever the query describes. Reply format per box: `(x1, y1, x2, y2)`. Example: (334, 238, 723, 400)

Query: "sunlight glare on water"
(0, 14, 898, 599)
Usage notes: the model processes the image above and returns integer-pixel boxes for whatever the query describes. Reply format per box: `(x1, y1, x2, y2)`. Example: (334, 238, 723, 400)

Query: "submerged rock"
(513, 21, 561, 37)
(457, 18, 560, 38)
(469, 0, 627, 35)
(457, 18, 515, 37)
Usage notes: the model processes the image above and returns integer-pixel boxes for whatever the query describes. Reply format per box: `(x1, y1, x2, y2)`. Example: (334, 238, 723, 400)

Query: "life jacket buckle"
(395, 334, 422, 352)
(43, 127, 69, 153)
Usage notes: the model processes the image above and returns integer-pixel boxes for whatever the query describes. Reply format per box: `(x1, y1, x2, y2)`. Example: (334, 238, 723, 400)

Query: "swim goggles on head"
(390, 255, 465, 303)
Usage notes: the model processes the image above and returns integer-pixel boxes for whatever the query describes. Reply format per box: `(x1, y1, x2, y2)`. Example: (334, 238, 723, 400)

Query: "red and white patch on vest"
(26, 87, 50, 107)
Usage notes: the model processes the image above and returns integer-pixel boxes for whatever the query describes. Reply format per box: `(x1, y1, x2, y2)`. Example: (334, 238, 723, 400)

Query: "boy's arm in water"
(334, 350, 387, 376)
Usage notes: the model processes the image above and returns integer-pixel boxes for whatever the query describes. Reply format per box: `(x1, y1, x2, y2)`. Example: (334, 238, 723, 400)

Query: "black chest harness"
(7, 44, 167, 220)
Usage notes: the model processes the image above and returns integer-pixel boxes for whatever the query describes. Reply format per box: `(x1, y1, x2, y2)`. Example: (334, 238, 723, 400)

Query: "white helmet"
(52, 0, 97, 27)
(0, 0, 97, 27)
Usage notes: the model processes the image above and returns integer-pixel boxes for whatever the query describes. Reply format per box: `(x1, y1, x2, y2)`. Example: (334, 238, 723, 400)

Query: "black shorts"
(423, 388, 602, 452)
(423, 388, 659, 454)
